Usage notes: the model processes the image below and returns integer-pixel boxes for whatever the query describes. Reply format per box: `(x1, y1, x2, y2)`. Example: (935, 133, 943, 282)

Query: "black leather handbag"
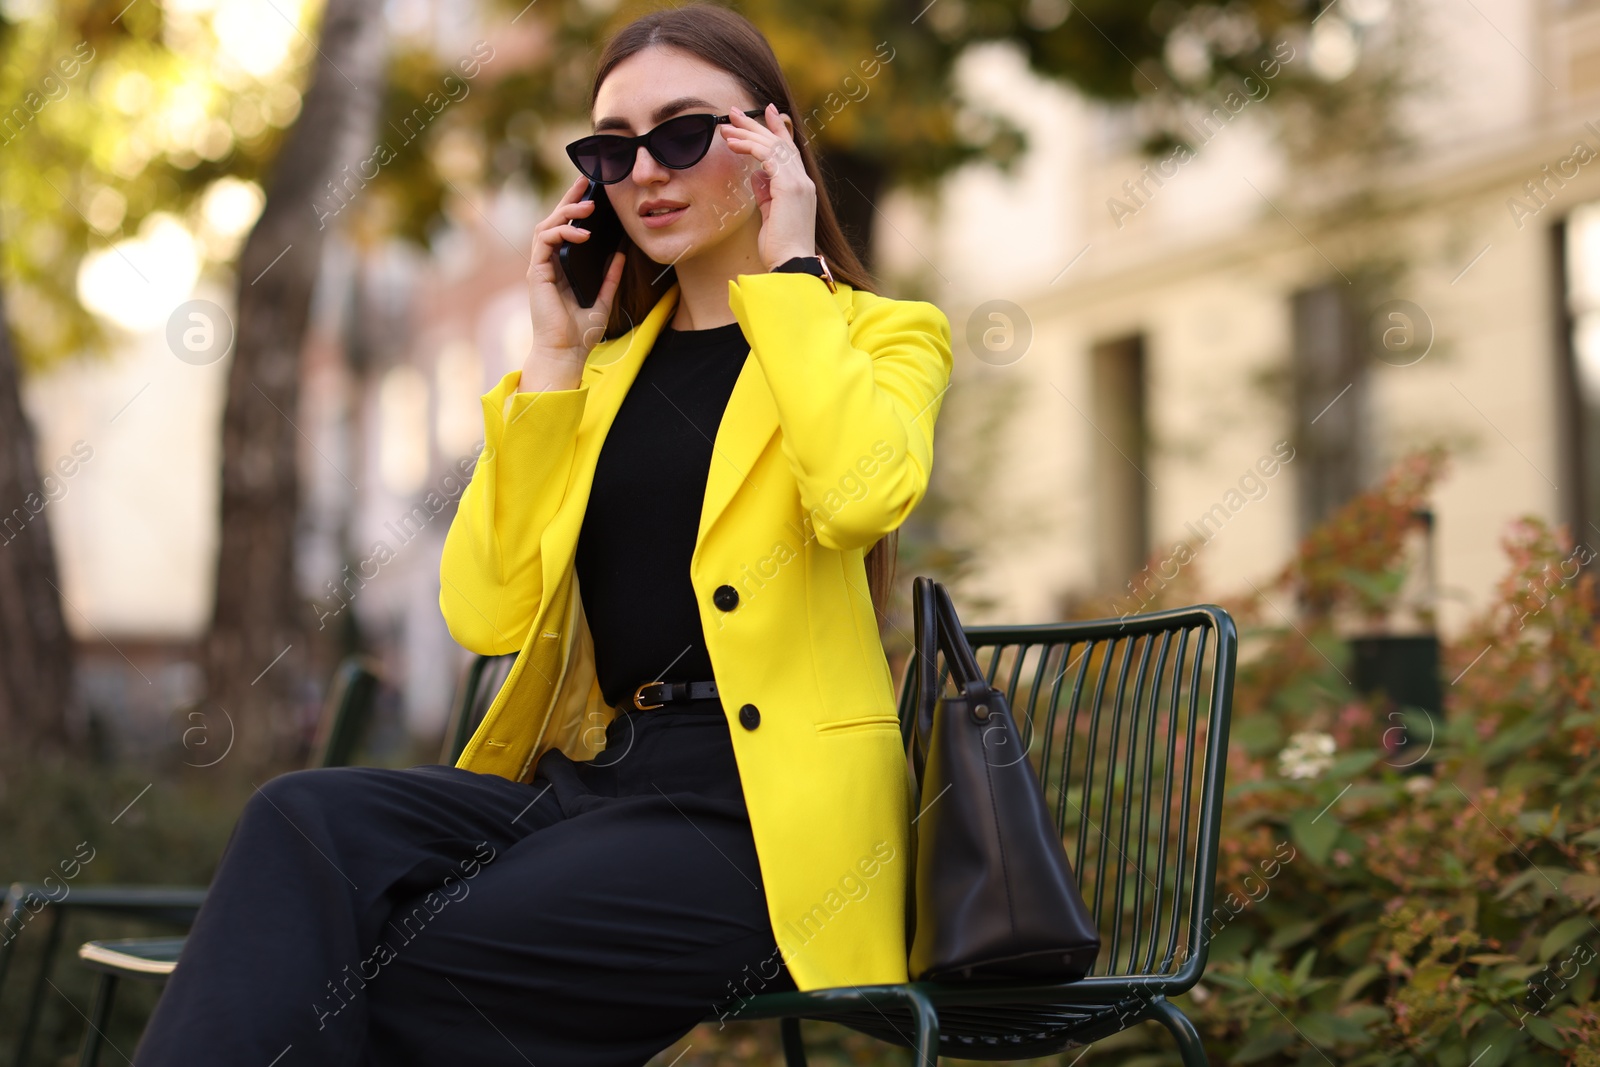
(905, 575, 1101, 983)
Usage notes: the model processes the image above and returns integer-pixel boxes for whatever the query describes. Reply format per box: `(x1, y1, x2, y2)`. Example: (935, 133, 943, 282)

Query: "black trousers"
(133, 698, 798, 1066)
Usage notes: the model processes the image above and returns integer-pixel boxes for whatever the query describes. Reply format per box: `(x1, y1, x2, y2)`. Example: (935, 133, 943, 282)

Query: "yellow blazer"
(439, 269, 953, 993)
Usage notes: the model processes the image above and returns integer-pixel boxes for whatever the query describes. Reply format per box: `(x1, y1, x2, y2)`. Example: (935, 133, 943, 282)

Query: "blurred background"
(3, 0, 1599, 1062)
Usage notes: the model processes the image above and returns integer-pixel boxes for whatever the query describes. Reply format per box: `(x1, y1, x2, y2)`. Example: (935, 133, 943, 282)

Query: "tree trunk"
(0, 277, 74, 754)
(203, 0, 388, 765)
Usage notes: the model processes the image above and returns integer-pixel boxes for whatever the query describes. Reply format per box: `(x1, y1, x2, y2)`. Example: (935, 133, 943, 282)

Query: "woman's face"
(590, 46, 783, 266)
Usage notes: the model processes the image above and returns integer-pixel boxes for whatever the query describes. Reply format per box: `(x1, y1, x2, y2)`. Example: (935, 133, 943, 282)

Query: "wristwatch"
(774, 254, 838, 293)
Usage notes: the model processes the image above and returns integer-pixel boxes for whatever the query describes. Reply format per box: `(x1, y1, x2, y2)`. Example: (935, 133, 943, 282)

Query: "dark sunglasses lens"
(649, 114, 716, 168)
(570, 137, 630, 184)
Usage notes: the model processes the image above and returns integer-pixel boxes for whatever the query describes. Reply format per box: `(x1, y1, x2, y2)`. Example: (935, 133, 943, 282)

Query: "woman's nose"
(632, 144, 668, 183)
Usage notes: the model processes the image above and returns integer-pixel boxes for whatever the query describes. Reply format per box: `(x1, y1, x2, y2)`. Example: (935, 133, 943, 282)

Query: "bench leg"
(779, 1017, 807, 1067)
(0, 892, 24, 1000)
(1146, 995, 1207, 1067)
(901, 987, 940, 1066)
(75, 972, 119, 1067)
(14, 904, 63, 1067)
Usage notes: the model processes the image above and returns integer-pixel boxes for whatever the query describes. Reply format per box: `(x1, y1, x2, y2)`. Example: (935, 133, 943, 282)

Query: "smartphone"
(558, 180, 625, 308)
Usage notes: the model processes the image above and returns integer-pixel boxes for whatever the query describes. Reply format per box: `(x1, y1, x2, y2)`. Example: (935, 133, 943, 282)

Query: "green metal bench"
(3, 656, 380, 1067)
(75, 599, 1236, 1065)
(441, 602, 1239, 1064)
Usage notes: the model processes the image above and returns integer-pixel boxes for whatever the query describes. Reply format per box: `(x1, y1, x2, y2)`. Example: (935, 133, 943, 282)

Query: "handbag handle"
(913, 577, 939, 717)
(931, 580, 989, 699)
(910, 577, 938, 782)
(910, 577, 993, 784)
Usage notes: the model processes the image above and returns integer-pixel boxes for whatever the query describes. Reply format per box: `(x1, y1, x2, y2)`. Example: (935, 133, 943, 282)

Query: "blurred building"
(22, 0, 1599, 750)
(907, 0, 1600, 639)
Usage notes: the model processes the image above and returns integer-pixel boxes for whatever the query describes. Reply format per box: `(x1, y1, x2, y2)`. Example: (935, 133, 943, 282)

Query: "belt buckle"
(632, 682, 665, 711)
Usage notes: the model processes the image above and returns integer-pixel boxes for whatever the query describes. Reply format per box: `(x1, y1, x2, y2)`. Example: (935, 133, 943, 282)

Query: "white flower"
(1404, 774, 1435, 796)
(1278, 731, 1337, 779)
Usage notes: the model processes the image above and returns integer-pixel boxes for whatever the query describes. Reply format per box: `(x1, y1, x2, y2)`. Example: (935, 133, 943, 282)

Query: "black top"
(575, 320, 751, 709)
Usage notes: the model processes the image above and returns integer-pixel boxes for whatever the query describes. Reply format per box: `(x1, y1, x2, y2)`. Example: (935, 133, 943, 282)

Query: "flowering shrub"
(1278, 731, 1337, 780)
(1105, 447, 1600, 1065)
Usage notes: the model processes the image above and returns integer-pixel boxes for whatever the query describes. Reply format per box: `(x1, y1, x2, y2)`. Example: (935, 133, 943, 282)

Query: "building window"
(1557, 204, 1600, 546)
(1291, 281, 1370, 538)
(1089, 333, 1150, 592)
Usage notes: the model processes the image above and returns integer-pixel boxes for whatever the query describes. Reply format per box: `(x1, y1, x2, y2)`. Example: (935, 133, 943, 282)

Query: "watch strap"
(773, 254, 838, 292)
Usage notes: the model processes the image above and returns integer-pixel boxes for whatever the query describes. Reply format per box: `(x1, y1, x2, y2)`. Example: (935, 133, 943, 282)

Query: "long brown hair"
(589, 1, 899, 622)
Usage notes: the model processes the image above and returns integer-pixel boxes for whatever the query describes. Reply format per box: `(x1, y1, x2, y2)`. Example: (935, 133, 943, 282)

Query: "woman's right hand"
(520, 175, 628, 391)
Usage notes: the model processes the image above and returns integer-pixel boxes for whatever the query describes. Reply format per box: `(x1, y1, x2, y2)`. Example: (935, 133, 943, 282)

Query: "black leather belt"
(631, 679, 719, 710)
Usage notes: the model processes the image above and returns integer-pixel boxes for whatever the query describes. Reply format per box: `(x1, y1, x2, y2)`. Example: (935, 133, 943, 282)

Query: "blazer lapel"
(534, 276, 856, 620)
(696, 276, 859, 550)
(694, 343, 777, 550)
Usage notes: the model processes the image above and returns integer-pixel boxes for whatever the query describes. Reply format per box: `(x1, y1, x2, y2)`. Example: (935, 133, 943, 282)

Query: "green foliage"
(1129, 448, 1600, 1065)
(0, 0, 293, 372)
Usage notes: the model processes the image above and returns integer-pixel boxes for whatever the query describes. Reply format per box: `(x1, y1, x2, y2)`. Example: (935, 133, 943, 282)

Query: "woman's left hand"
(720, 103, 817, 271)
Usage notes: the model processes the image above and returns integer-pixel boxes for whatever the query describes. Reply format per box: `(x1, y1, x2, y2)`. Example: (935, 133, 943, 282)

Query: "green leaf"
(1290, 808, 1341, 867)
(1296, 1011, 1340, 1047)
(1339, 963, 1383, 1003)
(1537, 915, 1594, 961)
(1562, 872, 1600, 905)
(1497, 868, 1548, 901)
(1232, 713, 1286, 757)
(1341, 1003, 1390, 1027)
(1268, 919, 1321, 951)
(1504, 763, 1563, 794)
(1571, 962, 1597, 1005)
(1523, 1013, 1565, 1049)
(1212, 923, 1254, 962)
(1230, 1030, 1295, 1064)
(1467, 1035, 1510, 1067)
(1482, 717, 1548, 764)
(1290, 948, 1318, 986)
(1326, 751, 1381, 778)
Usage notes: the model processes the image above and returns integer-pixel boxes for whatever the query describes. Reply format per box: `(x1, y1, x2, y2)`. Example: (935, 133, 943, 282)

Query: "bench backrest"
(308, 655, 382, 769)
(900, 604, 1237, 987)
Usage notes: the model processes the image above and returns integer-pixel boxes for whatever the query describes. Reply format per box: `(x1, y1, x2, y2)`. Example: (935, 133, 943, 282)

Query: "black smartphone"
(557, 180, 625, 308)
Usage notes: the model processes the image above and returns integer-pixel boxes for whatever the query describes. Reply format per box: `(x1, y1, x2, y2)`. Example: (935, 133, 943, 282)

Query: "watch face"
(816, 255, 837, 289)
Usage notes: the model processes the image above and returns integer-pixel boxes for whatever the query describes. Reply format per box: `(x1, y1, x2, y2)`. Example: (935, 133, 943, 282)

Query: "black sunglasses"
(566, 109, 772, 185)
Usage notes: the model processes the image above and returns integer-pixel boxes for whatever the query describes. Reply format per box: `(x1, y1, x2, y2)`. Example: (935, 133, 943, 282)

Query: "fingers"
(539, 182, 596, 238)
(722, 107, 767, 143)
(722, 108, 798, 170)
(557, 173, 589, 205)
(597, 249, 626, 308)
(530, 196, 597, 266)
(727, 104, 783, 130)
(541, 199, 595, 232)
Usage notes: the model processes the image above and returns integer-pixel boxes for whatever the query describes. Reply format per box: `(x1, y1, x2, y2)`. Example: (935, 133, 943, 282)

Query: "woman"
(134, 4, 952, 1064)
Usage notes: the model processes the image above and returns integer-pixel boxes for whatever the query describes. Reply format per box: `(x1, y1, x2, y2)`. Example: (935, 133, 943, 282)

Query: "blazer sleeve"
(439, 369, 588, 655)
(727, 271, 954, 552)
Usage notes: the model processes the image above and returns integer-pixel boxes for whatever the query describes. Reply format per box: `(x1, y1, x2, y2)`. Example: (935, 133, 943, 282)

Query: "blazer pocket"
(814, 712, 903, 735)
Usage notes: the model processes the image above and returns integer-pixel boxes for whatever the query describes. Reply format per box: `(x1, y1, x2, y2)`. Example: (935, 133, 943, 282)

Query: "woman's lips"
(640, 205, 688, 228)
